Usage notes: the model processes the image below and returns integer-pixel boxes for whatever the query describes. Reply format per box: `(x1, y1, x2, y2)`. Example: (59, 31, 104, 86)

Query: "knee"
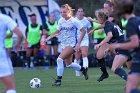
(81, 52, 88, 57)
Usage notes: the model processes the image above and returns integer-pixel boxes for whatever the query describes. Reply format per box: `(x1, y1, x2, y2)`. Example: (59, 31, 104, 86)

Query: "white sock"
(67, 63, 81, 71)
(83, 57, 89, 68)
(6, 89, 16, 93)
(57, 57, 64, 76)
(74, 59, 80, 65)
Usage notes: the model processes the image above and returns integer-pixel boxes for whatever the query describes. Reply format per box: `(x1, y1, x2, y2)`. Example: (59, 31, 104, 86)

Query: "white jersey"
(57, 17, 83, 49)
(76, 17, 91, 39)
(0, 13, 17, 77)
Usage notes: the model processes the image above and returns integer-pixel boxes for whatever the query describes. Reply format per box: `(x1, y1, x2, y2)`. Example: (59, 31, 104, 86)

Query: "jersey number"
(114, 25, 124, 36)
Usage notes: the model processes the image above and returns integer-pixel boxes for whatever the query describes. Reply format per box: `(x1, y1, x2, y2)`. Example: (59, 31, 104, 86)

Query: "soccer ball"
(30, 78, 41, 88)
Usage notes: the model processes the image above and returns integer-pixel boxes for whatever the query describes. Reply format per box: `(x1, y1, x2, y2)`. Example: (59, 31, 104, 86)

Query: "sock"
(115, 68, 127, 81)
(6, 89, 16, 93)
(74, 59, 80, 65)
(83, 57, 89, 68)
(57, 76, 62, 80)
(52, 55, 58, 66)
(131, 89, 140, 93)
(97, 58, 108, 74)
(26, 57, 30, 68)
(33, 57, 38, 66)
(67, 63, 81, 71)
(57, 58, 64, 77)
(30, 57, 34, 67)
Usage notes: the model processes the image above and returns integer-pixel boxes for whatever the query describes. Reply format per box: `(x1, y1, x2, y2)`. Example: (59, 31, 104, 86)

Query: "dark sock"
(33, 57, 38, 66)
(57, 76, 62, 80)
(26, 57, 30, 68)
(97, 58, 108, 75)
(115, 68, 127, 81)
(45, 55, 51, 66)
(131, 89, 140, 93)
(52, 55, 58, 66)
(80, 67, 84, 71)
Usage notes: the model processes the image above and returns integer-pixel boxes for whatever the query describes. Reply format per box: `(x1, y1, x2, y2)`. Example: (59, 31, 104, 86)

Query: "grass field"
(0, 67, 126, 93)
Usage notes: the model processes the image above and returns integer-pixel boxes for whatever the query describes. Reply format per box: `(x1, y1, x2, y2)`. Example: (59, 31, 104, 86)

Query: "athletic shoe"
(52, 79, 61, 86)
(97, 73, 109, 82)
(81, 67, 88, 80)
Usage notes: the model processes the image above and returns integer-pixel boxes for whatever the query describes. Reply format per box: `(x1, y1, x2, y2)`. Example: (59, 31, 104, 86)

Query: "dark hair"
(104, 0, 113, 7)
(113, 0, 134, 17)
(29, 13, 36, 17)
(77, 7, 84, 11)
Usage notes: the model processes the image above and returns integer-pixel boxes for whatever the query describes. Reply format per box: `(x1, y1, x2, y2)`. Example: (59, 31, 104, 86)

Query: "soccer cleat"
(52, 79, 61, 86)
(81, 68, 88, 80)
(97, 73, 109, 82)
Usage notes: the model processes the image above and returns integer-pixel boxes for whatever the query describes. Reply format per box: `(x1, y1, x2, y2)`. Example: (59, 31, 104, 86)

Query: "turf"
(0, 67, 126, 93)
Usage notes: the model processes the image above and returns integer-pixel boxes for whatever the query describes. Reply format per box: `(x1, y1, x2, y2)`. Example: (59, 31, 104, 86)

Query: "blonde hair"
(61, 4, 74, 16)
(97, 9, 108, 21)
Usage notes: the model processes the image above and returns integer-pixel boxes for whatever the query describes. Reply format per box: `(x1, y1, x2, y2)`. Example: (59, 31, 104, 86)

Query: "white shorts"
(80, 38, 89, 47)
(61, 43, 76, 50)
(0, 48, 14, 78)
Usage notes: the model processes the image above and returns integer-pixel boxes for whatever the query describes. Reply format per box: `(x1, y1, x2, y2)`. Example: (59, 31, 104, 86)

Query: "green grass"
(0, 67, 126, 93)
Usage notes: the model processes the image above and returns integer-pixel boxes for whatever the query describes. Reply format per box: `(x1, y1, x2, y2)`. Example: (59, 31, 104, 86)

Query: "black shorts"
(28, 42, 40, 49)
(129, 63, 140, 75)
(94, 38, 104, 44)
(116, 49, 132, 61)
(46, 37, 58, 46)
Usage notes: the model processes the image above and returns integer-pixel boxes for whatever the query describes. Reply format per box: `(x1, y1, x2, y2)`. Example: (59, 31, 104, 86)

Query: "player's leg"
(44, 44, 51, 69)
(126, 75, 140, 93)
(81, 46, 89, 68)
(0, 75, 16, 93)
(96, 43, 109, 82)
(111, 54, 128, 80)
(74, 50, 81, 76)
(126, 63, 140, 93)
(52, 46, 74, 86)
(52, 45, 58, 68)
(26, 48, 33, 68)
(126, 60, 132, 69)
(33, 48, 39, 67)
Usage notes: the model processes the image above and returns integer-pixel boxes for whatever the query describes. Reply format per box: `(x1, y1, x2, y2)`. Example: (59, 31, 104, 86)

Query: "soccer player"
(43, 13, 59, 69)
(0, 13, 23, 93)
(87, 1, 114, 81)
(109, 0, 140, 93)
(25, 13, 44, 68)
(74, 7, 92, 76)
(46, 4, 88, 86)
(89, 9, 131, 81)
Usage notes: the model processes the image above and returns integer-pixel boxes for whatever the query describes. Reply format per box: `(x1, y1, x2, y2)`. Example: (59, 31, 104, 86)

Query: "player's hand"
(76, 43, 80, 52)
(88, 29, 94, 35)
(87, 17, 93, 22)
(109, 43, 120, 51)
(46, 37, 51, 42)
(94, 44, 101, 50)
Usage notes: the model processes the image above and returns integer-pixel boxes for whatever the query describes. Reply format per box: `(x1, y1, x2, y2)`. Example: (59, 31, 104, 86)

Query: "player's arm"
(99, 32, 112, 46)
(110, 35, 139, 50)
(87, 17, 102, 24)
(13, 27, 23, 45)
(78, 28, 86, 45)
(46, 30, 61, 41)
